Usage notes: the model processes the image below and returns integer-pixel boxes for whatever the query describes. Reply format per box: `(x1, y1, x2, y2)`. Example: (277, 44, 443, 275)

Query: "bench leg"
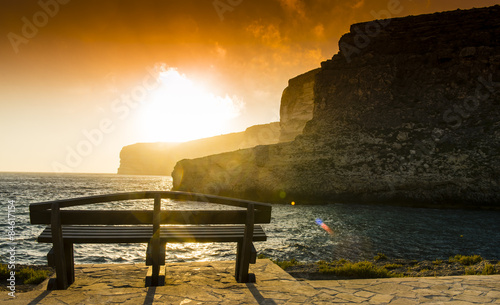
(49, 203, 69, 290)
(64, 243, 75, 285)
(235, 241, 242, 280)
(47, 248, 55, 268)
(146, 242, 166, 287)
(52, 245, 68, 290)
(236, 241, 255, 283)
(152, 262, 159, 286)
(52, 255, 68, 289)
(47, 244, 74, 289)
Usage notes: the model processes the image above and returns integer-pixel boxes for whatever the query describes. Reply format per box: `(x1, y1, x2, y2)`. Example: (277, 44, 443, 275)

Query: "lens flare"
(315, 218, 334, 235)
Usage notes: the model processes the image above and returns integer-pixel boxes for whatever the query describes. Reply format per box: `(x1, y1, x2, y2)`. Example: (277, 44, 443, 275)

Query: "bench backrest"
(30, 191, 272, 225)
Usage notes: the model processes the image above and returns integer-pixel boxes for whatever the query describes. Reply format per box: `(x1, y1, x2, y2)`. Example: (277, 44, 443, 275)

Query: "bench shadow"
(143, 286, 156, 305)
(246, 283, 277, 305)
(27, 290, 51, 305)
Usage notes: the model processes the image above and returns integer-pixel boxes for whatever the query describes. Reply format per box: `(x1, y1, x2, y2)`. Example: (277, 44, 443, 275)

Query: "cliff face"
(279, 69, 320, 142)
(118, 122, 280, 175)
(118, 142, 179, 175)
(173, 6, 500, 208)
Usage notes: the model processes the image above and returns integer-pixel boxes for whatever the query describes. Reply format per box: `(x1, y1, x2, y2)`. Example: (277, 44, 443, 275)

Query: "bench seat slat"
(37, 225, 267, 243)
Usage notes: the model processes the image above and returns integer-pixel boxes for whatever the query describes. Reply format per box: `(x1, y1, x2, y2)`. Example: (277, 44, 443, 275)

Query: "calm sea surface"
(1, 172, 499, 265)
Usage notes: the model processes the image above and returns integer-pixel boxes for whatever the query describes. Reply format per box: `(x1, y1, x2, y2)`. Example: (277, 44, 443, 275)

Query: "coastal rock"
(173, 6, 500, 208)
(118, 123, 280, 175)
(279, 68, 319, 142)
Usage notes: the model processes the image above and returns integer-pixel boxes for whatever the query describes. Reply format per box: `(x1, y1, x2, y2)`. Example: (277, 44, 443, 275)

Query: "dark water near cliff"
(1, 172, 499, 265)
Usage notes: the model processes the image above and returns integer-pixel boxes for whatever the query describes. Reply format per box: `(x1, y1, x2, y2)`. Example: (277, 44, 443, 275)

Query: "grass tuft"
(17, 267, 50, 285)
(0, 264, 9, 277)
(1, 265, 50, 285)
(273, 258, 302, 270)
(449, 255, 483, 265)
(319, 261, 392, 278)
(374, 253, 388, 261)
(481, 263, 497, 275)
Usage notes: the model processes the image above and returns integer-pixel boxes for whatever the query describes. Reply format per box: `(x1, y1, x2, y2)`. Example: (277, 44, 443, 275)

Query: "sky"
(1, 0, 499, 174)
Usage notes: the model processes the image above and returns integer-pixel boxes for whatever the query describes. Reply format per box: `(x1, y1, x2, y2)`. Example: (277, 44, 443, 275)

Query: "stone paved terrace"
(3, 259, 500, 304)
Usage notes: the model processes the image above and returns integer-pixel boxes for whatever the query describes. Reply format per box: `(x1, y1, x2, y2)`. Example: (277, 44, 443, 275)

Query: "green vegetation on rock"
(0, 264, 51, 285)
(482, 263, 497, 275)
(449, 255, 483, 265)
(276, 253, 500, 280)
(18, 267, 50, 285)
(272, 258, 302, 270)
(0, 264, 9, 277)
(318, 261, 392, 278)
(374, 253, 388, 261)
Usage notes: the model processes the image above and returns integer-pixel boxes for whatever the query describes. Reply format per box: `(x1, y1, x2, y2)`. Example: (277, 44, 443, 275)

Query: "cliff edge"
(173, 6, 500, 208)
(279, 68, 320, 142)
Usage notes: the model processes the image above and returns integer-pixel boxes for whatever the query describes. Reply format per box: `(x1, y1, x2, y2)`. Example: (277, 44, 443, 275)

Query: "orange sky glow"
(1, 0, 499, 173)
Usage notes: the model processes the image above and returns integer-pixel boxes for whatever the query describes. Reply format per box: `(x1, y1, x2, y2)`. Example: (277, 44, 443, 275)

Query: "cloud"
(214, 42, 227, 58)
(351, 0, 365, 9)
(246, 22, 285, 49)
(313, 24, 325, 38)
(277, 0, 306, 18)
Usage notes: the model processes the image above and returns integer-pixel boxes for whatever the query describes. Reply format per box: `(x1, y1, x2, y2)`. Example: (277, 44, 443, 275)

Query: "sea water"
(1, 172, 499, 265)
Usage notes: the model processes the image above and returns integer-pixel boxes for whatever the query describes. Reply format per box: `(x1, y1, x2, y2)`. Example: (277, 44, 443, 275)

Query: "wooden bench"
(29, 191, 272, 290)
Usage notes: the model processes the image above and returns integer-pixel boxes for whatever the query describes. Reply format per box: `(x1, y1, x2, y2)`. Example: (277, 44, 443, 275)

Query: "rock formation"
(118, 142, 179, 176)
(172, 6, 500, 209)
(279, 69, 320, 142)
(118, 123, 280, 175)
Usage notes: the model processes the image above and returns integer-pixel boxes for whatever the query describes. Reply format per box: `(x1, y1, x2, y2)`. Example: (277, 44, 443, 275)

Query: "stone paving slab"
(2, 260, 500, 304)
(304, 275, 500, 304)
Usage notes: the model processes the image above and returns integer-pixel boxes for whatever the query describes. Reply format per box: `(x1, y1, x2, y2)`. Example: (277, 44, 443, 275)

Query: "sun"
(139, 68, 243, 143)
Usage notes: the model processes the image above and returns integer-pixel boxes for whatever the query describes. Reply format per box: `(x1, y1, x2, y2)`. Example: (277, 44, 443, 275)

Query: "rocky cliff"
(279, 68, 320, 142)
(172, 6, 500, 209)
(118, 123, 280, 175)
